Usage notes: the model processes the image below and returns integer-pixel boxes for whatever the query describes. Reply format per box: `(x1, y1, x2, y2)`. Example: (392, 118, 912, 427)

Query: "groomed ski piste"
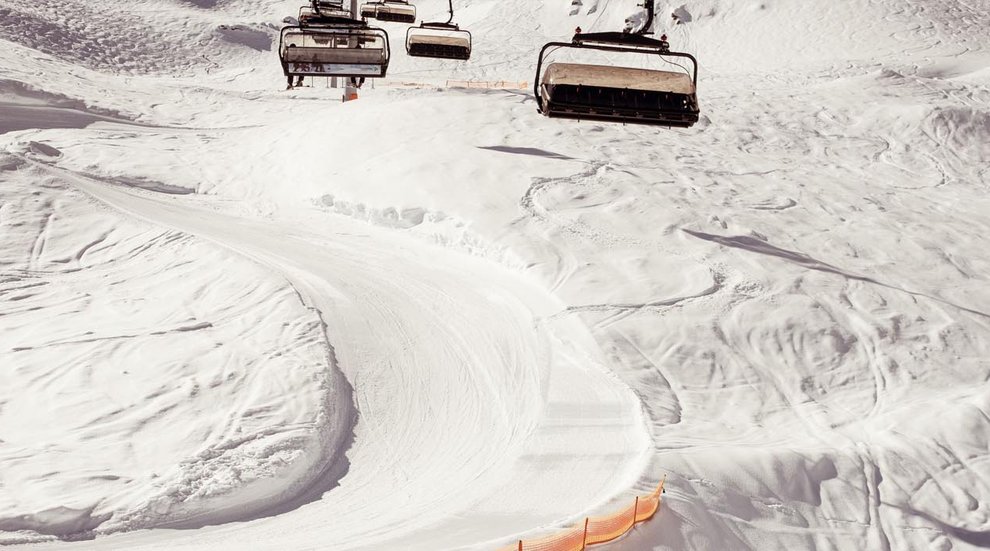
(2, 0, 990, 549)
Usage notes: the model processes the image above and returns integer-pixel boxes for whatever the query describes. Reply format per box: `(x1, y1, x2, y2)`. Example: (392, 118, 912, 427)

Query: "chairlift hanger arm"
(570, 1, 654, 38)
(637, 0, 654, 35)
(419, 0, 459, 28)
(422, 0, 456, 25)
(444, 0, 454, 24)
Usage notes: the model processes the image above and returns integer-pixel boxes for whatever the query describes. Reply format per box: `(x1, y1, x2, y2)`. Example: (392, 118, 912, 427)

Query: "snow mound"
(926, 107, 990, 161)
(0, 505, 110, 539)
(0, 156, 353, 542)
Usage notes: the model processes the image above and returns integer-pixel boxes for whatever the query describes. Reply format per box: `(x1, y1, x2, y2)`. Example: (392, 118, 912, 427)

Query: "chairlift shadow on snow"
(181, 0, 220, 8)
(217, 25, 273, 52)
(0, 104, 109, 135)
(683, 229, 990, 320)
(477, 145, 576, 161)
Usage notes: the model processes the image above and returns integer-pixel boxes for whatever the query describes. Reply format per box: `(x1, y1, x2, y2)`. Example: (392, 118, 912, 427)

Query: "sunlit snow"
(2, 0, 989, 550)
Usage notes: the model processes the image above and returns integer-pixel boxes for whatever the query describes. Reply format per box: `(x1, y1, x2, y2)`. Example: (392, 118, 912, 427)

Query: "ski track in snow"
(2, 0, 990, 549)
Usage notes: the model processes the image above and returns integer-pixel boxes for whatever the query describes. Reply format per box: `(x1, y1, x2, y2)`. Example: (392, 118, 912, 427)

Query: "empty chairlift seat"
(539, 63, 699, 126)
(361, 0, 416, 23)
(534, 30, 701, 127)
(299, 4, 351, 24)
(406, 23, 471, 60)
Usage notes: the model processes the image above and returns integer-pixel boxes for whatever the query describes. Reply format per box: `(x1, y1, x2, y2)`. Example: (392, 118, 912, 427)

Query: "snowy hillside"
(1, 0, 989, 550)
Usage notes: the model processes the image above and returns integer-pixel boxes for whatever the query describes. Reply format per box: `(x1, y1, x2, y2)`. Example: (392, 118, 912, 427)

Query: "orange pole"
(517, 540, 522, 551)
(582, 517, 589, 549)
(633, 495, 639, 527)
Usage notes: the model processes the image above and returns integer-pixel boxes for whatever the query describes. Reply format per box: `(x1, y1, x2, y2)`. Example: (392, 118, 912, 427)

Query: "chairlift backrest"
(360, 0, 416, 23)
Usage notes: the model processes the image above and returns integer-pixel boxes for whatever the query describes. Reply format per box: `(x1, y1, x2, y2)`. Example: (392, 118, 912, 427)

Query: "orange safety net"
(500, 477, 666, 551)
(377, 80, 528, 90)
(514, 523, 586, 551)
(445, 80, 529, 89)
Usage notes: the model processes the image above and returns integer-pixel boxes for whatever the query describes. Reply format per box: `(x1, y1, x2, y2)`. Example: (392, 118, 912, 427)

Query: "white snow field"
(1, 0, 989, 549)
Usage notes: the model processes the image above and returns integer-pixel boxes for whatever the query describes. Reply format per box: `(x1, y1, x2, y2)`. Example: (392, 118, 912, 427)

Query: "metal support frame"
(344, 0, 359, 101)
(639, 0, 655, 35)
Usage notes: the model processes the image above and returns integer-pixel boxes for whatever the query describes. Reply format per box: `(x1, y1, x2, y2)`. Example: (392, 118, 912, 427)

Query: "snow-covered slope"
(2, 0, 989, 549)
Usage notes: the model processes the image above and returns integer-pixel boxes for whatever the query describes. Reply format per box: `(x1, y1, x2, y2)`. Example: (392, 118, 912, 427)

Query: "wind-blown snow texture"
(1, 0, 989, 550)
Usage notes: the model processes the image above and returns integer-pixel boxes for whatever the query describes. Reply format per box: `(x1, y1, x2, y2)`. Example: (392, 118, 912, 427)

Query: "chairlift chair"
(298, 6, 348, 25)
(534, 3, 700, 127)
(360, 0, 416, 23)
(299, 0, 351, 26)
(299, 0, 358, 26)
(313, 0, 348, 13)
(279, 25, 390, 79)
(405, 0, 470, 60)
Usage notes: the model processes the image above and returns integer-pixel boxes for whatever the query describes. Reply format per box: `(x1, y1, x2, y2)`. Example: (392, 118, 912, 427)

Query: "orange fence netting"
(445, 80, 529, 90)
(500, 476, 666, 551)
(378, 80, 529, 90)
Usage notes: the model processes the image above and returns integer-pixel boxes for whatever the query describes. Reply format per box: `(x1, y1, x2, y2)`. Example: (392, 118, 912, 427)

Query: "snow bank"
(0, 151, 352, 542)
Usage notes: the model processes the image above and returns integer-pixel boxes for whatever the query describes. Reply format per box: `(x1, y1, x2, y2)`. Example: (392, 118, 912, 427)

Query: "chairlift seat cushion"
(408, 34, 469, 48)
(543, 63, 695, 95)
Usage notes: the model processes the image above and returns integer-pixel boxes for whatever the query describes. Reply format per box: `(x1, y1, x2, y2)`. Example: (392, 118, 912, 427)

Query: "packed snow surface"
(1, 0, 989, 550)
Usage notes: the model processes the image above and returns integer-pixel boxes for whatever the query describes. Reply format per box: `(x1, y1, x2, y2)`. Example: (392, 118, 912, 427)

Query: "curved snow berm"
(50, 170, 651, 551)
(1, 112, 651, 549)
(0, 149, 354, 542)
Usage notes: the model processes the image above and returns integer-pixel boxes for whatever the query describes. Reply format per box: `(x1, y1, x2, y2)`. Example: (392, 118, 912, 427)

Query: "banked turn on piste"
(278, 0, 699, 127)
